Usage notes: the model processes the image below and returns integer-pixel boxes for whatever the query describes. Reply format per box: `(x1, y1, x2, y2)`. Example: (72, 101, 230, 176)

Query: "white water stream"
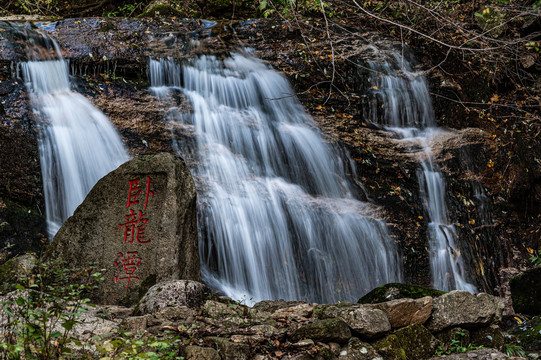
(21, 36, 129, 238)
(150, 54, 402, 303)
(368, 54, 477, 292)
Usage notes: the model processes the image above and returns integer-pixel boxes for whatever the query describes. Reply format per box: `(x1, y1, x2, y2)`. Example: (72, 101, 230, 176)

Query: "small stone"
(137, 280, 211, 314)
(183, 346, 220, 360)
(467, 353, 478, 358)
(293, 339, 315, 348)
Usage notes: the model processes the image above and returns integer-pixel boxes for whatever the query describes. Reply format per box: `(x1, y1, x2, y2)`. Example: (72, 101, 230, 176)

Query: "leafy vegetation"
(435, 331, 485, 356)
(0, 258, 103, 359)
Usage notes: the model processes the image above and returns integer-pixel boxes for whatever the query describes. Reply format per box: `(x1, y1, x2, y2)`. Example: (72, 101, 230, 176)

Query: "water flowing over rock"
(363, 52, 478, 292)
(46, 153, 200, 306)
(149, 53, 402, 303)
(16, 25, 128, 238)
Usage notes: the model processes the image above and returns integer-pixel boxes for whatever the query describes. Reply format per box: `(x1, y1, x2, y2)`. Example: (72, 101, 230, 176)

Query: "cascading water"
(366, 53, 477, 292)
(19, 28, 129, 238)
(150, 54, 402, 303)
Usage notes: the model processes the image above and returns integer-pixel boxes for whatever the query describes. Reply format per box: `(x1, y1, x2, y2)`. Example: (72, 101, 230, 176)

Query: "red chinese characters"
(114, 251, 141, 289)
(118, 176, 155, 244)
(114, 176, 155, 288)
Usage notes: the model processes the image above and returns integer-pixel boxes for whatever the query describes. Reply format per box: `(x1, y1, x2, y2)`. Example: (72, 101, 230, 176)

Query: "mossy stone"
(375, 324, 439, 360)
(358, 283, 446, 304)
(510, 267, 541, 316)
(374, 334, 407, 360)
(508, 316, 541, 351)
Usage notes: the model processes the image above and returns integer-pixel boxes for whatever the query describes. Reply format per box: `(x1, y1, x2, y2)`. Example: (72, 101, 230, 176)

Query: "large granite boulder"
(510, 266, 541, 315)
(426, 291, 504, 332)
(46, 153, 200, 306)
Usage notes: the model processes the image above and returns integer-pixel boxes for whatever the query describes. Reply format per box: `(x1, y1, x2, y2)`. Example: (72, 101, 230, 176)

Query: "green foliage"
(528, 248, 541, 265)
(95, 331, 184, 360)
(0, 259, 103, 359)
(503, 343, 525, 357)
(105, 2, 144, 17)
(435, 331, 484, 355)
(13, 0, 57, 15)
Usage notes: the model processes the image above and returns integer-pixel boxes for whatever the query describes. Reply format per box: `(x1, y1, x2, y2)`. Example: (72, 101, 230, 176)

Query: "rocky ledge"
(2, 272, 538, 360)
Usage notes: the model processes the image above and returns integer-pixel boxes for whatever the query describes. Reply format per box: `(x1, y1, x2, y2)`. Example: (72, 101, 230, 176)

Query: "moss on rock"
(358, 283, 446, 304)
(508, 316, 541, 351)
(510, 267, 541, 316)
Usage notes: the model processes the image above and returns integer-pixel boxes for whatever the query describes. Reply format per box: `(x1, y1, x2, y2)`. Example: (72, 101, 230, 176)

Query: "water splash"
(19, 30, 129, 238)
(150, 54, 402, 303)
(367, 54, 477, 292)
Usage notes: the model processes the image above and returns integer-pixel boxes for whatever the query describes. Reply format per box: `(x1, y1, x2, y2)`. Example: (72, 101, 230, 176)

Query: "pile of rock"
(57, 279, 509, 360)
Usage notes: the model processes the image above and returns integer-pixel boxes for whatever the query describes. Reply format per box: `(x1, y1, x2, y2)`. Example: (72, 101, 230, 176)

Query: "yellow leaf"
(483, 7, 490, 14)
(470, 218, 476, 225)
(527, 247, 534, 254)
(514, 316, 523, 324)
(372, 85, 378, 90)
(487, 159, 494, 168)
(418, 216, 423, 220)
(490, 94, 499, 103)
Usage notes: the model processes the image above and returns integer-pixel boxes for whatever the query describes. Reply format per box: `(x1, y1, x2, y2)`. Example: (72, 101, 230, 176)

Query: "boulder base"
(46, 153, 200, 306)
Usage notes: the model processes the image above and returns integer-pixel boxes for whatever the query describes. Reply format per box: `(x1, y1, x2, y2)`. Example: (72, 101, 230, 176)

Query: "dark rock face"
(45, 153, 200, 305)
(358, 283, 446, 304)
(510, 266, 541, 315)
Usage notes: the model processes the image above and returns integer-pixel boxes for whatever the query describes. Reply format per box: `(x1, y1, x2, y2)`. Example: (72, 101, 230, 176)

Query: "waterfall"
(150, 54, 402, 303)
(367, 53, 477, 292)
(19, 29, 129, 238)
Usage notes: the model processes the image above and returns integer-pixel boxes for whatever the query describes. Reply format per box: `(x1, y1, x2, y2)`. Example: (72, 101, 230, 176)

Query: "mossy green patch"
(508, 316, 541, 351)
(376, 324, 439, 360)
(358, 283, 446, 304)
(510, 267, 541, 316)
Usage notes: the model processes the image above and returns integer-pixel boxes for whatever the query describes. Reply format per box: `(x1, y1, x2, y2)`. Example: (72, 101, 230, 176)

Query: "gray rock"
(428, 349, 509, 359)
(253, 299, 305, 313)
(155, 305, 195, 321)
(318, 304, 391, 338)
(290, 318, 352, 344)
(271, 303, 314, 321)
(183, 346, 220, 360)
(426, 291, 504, 332)
(137, 280, 210, 314)
(204, 337, 250, 360)
(46, 153, 200, 306)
